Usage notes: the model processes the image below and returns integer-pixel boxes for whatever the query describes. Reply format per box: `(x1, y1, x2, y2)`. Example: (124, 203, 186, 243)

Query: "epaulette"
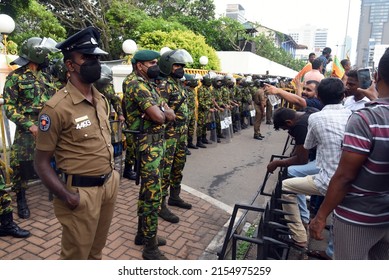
(45, 88, 69, 108)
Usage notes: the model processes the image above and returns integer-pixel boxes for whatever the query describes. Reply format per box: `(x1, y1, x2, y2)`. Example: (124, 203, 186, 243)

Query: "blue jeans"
(287, 161, 319, 224)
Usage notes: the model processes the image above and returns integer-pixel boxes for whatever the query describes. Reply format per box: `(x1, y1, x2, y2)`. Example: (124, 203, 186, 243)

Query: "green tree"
(0, 0, 32, 18)
(138, 30, 220, 70)
(7, 0, 66, 50)
(133, 0, 215, 20)
(37, 0, 114, 57)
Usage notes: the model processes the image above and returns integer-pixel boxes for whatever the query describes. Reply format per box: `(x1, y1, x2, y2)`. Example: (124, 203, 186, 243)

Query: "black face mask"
(144, 64, 160, 79)
(172, 67, 184, 79)
(73, 59, 101, 84)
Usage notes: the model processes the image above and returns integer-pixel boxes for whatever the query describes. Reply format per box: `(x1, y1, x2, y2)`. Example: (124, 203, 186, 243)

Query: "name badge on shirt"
(75, 115, 92, 130)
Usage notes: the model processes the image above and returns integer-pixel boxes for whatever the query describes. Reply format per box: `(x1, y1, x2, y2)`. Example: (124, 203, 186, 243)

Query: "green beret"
(131, 50, 160, 63)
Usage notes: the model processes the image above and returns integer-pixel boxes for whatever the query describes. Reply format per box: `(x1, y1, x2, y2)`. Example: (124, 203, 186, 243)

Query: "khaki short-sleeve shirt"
(36, 81, 114, 176)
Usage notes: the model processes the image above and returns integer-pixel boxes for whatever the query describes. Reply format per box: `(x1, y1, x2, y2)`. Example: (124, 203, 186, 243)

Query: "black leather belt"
(64, 171, 112, 187)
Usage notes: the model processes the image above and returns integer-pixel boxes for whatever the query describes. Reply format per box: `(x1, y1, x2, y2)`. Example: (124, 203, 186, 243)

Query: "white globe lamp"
(0, 14, 15, 34)
(199, 56, 208, 66)
(122, 39, 137, 55)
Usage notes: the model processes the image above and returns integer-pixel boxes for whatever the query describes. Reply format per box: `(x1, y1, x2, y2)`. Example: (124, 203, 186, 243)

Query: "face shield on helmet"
(159, 49, 193, 76)
(224, 74, 234, 87)
(212, 75, 224, 88)
(13, 37, 59, 66)
(202, 73, 212, 86)
(94, 64, 113, 90)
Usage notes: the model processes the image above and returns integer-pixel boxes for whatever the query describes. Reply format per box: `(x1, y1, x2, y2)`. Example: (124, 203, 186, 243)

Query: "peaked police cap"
(56, 26, 107, 55)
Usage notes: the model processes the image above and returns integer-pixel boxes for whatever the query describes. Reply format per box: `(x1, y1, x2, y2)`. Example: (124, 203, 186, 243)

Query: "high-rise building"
(314, 29, 329, 51)
(226, 4, 246, 23)
(356, 0, 389, 68)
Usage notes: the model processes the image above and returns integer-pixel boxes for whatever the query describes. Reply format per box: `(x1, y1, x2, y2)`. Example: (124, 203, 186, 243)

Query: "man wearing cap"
(3, 37, 57, 220)
(34, 26, 119, 260)
(122, 49, 175, 260)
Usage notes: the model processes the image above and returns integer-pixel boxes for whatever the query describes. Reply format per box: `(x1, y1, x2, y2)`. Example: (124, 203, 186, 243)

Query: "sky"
(213, 0, 361, 62)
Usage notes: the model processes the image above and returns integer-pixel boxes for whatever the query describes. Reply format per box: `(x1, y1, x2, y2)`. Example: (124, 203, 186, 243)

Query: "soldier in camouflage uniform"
(0, 174, 31, 238)
(94, 64, 125, 122)
(240, 79, 252, 129)
(122, 71, 138, 180)
(184, 74, 202, 149)
(158, 49, 193, 224)
(122, 50, 175, 260)
(49, 58, 68, 90)
(211, 76, 226, 142)
(196, 73, 214, 146)
(233, 77, 243, 132)
(3, 37, 57, 219)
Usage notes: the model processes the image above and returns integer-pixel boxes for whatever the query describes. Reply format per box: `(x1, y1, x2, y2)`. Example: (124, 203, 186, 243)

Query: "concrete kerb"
(181, 184, 244, 260)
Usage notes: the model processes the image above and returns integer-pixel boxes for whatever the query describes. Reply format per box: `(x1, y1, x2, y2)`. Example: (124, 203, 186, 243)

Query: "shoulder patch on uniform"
(39, 114, 51, 132)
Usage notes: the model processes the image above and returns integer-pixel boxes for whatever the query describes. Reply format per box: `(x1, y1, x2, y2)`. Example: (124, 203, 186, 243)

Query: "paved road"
(183, 121, 290, 208)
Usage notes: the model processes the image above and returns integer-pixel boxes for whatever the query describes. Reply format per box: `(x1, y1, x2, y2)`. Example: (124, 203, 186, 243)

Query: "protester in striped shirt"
(310, 48, 389, 260)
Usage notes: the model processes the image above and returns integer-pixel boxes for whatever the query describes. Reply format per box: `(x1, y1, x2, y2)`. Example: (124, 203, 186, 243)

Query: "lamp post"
(199, 56, 208, 70)
(122, 39, 137, 64)
(0, 14, 16, 55)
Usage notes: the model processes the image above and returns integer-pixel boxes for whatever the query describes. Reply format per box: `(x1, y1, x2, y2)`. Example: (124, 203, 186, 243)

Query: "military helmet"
(254, 79, 262, 88)
(224, 74, 235, 87)
(94, 64, 113, 90)
(98, 64, 113, 85)
(50, 59, 67, 83)
(212, 75, 224, 88)
(13, 37, 58, 66)
(159, 49, 193, 76)
(202, 73, 212, 86)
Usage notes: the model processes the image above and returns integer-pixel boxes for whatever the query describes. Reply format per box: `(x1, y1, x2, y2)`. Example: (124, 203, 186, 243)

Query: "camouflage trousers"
(196, 109, 208, 137)
(162, 124, 188, 197)
(187, 109, 196, 139)
(10, 129, 36, 192)
(216, 111, 222, 137)
(138, 137, 165, 239)
(124, 133, 136, 166)
(0, 190, 12, 216)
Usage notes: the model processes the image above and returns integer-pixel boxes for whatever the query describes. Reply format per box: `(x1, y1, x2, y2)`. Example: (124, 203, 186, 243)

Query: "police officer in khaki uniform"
(34, 27, 119, 260)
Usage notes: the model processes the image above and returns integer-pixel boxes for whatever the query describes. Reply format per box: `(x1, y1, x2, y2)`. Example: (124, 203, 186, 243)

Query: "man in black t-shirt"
(267, 107, 319, 228)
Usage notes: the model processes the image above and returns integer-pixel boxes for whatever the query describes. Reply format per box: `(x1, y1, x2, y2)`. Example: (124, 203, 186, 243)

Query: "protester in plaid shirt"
(280, 78, 352, 249)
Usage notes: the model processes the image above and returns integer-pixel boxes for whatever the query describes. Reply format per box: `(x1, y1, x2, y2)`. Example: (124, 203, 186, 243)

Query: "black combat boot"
(187, 136, 198, 149)
(196, 136, 207, 148)
(134, 217, 167, 246)
(0, 211, 30, 238)
(123, 163, 137, 180)
(168, 186, 192, 209)
(16, 189, 30, 219)
(142, 236, 168, 260)
(185, 147, 191, 155)
(158, 197, 179, 223)
(201, 135, 211, 144)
